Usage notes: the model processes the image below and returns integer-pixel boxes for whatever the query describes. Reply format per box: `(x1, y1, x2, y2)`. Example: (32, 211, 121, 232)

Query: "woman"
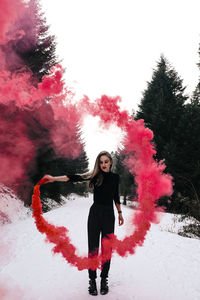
(42, 151, 124, 296)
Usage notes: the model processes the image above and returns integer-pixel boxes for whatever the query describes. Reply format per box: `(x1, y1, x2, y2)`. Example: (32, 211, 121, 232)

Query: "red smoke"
(0, 64, 64, 108)
(0, 64, 75, 190)
(31, 95, 173, 270)
(0, 60, 81, 190)
(0, 0, 24, 45)
(0, 0, 84, 191)
(0, 115, 36, 186)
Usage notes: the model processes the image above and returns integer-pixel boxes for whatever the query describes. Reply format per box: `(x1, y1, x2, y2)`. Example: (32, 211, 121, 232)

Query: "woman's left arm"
(115, 203, 124, 226)
(114, 174, 124, 226)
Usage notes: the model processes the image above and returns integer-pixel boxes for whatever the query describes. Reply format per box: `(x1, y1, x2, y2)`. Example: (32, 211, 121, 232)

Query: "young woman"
(42, 150, 124, 296)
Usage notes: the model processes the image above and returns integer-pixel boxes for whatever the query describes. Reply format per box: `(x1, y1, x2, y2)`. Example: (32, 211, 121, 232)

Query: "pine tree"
(172, 46, 200, 219)
(6, 0, 57, 81)
(191, 83, 200, 106)
(136, 55, 187, 162)
(136, 55, 188, 212)
(171, 100, 200, 219)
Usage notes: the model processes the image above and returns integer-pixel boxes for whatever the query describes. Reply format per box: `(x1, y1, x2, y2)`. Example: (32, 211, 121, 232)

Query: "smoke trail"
(31, 95, 173, 270)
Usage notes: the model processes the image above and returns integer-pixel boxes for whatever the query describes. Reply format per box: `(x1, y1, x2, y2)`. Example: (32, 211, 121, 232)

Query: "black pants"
(87, 203, 115, 279)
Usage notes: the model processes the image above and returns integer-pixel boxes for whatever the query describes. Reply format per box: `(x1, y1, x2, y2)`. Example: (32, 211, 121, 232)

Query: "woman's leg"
(100, 210, 115, 279)
(87, 206, 101, 279)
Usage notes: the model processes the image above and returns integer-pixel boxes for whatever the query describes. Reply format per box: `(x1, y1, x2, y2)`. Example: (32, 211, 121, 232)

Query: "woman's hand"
(118, 213, 124, 226)
(42, 175, 69, 183)
(42, 174, 55, 183)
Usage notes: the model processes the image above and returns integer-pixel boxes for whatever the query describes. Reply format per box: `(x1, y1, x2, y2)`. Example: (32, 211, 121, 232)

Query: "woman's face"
(99, 155, 112, 172)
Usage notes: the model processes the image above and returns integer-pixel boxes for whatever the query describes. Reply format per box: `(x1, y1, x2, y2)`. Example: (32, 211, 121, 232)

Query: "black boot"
(100, 277, 109, 295)
(88, 279, 98, 296)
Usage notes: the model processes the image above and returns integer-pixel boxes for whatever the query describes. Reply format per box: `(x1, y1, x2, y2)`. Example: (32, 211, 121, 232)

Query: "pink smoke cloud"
(0, 0, 25, 45)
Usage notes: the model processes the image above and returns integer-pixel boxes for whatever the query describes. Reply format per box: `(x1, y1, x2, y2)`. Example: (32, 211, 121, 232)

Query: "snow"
(0, 193, 200, 300)
(0, 185, 31, 225)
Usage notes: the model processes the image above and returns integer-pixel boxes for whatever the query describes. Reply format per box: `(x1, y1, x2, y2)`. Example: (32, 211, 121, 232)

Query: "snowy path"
(0, 194, 200, 300)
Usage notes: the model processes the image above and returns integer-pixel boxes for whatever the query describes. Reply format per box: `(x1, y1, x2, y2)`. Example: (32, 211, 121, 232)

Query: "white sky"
(41, 0, 200, 168)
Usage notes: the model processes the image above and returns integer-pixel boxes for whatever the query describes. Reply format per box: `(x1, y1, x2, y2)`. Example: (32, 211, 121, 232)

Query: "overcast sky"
(41, 0, 200, 168)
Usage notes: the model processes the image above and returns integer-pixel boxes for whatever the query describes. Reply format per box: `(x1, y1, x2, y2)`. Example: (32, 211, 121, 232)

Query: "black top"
(67, 171, 120, 207)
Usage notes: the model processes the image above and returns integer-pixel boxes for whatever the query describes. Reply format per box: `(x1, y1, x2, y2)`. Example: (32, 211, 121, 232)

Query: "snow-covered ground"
(0, 185, 31, 225)
(0, 193, 200, 300)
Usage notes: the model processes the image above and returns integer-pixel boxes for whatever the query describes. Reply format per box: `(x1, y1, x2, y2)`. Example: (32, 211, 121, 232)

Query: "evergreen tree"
(136, 55, 187, 162)
(5, 0, 57, 81)
(171, 100, 200, 219)
(173, 47, 200, 219)
(136, 55, 188, 212)
(191, 83, 200, 106)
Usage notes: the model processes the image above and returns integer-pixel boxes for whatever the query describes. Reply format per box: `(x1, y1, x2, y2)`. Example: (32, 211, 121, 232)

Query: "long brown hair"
(78, 151, 113, 188)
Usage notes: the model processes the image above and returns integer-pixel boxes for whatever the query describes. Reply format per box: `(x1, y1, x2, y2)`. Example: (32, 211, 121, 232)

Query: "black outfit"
(67, 170, 120, 279)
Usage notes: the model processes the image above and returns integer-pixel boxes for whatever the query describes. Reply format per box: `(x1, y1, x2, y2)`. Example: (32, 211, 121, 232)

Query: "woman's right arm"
(42, 174, 70, 183)
(42, 174, 89, 183)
